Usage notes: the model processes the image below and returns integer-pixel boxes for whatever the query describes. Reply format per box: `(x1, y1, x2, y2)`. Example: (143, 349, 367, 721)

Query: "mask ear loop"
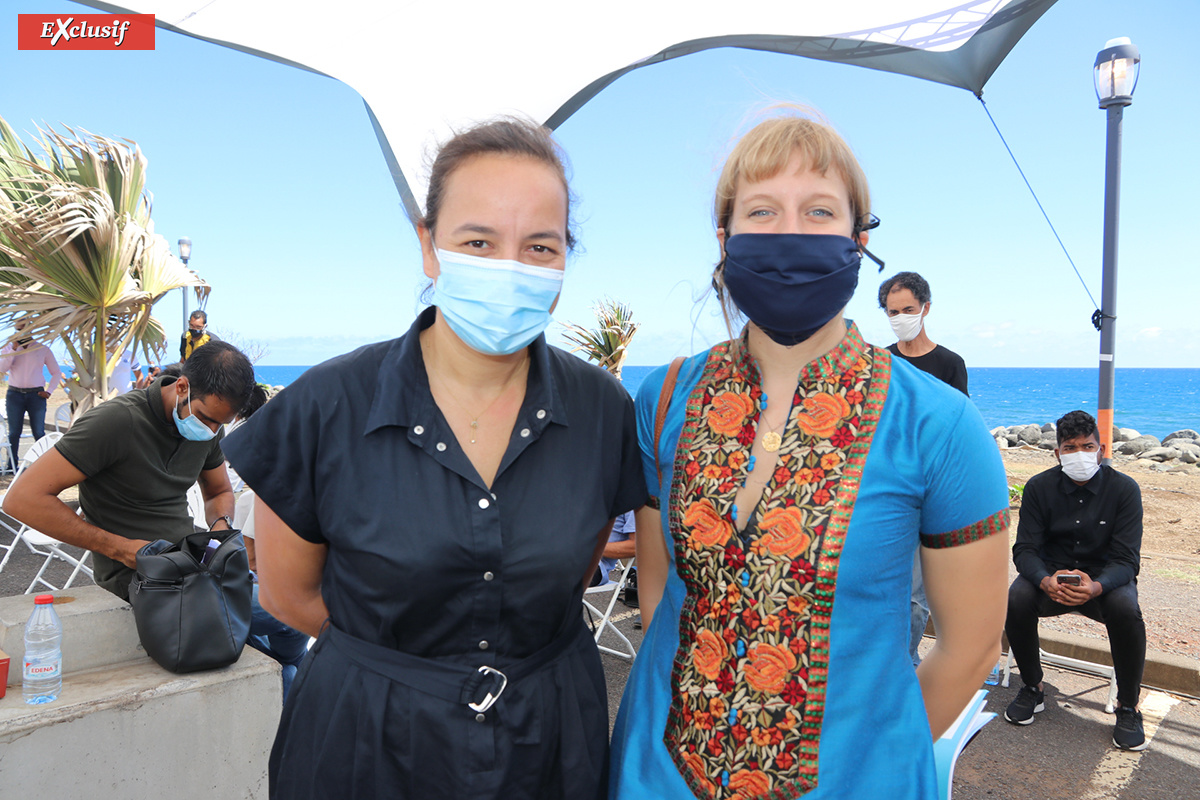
(854, 213, 885, 273)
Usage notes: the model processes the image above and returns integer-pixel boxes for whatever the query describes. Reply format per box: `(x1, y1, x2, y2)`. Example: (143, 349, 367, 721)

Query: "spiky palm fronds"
(561, 297, 640, 378)
(0, 119, 208, 415)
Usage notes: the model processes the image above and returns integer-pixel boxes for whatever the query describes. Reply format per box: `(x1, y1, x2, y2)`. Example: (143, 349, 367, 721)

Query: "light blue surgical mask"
(431, 248, 563, 356)
(173, 385, 217, 441)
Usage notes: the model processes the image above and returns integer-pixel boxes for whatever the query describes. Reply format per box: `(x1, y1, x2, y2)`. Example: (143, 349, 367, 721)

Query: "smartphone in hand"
(1057, 574, 1082, 586)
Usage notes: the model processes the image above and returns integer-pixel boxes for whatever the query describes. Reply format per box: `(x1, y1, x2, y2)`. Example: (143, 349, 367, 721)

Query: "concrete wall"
(0, 587, 282, 798)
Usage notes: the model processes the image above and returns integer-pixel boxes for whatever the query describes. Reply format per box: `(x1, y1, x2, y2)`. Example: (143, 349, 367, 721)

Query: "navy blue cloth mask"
(722, 233, 862, 346)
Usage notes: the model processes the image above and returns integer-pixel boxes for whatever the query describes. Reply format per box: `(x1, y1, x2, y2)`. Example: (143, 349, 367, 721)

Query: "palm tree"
(0, 117, 207, 415)
(561, 297, 640, 378)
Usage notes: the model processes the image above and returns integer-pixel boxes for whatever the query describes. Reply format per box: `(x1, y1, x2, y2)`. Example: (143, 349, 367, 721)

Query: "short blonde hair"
(714, 108, 871, 235)
(711, 108, 872, 339)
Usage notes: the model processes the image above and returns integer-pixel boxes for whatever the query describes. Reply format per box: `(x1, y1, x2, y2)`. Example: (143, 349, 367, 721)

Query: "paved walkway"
(4, 534, 1197, 798)
(591, 598, 1200, 800)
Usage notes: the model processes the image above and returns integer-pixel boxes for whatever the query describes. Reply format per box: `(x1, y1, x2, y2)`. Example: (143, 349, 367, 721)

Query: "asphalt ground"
(4, 516, 1198, 799)
(588, 588, 1200, 800)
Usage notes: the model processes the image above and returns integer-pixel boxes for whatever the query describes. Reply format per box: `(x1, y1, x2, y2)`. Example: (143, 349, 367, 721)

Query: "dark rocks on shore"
(991, 424, 1200, 474)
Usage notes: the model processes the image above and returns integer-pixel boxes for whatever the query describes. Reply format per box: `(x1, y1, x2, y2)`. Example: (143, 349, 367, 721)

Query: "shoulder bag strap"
(654, 356, 686, 491)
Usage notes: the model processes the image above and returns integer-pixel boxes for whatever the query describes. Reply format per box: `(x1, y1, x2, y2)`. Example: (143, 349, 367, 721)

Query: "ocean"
(255, 365, 1200, 441)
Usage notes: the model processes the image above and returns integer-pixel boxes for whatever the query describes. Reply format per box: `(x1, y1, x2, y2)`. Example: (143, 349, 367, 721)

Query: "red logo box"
(17, 14, 155, 50)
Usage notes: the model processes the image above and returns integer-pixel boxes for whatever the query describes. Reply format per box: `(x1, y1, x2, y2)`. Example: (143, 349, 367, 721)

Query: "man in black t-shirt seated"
(878, 271, 969, 396)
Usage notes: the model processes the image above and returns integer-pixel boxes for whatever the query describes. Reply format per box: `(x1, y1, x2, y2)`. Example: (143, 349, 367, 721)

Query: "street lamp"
(1093, 38, 1139, 464)
(178, 237, 192, 330)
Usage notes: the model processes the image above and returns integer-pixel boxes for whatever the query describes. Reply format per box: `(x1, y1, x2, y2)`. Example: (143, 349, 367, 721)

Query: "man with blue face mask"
(3, 341, 254, 601)
(1003, 410, 1148, 751)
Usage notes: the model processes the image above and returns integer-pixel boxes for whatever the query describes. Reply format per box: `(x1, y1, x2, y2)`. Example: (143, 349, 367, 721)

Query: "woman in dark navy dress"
(225, 118, 646, 800)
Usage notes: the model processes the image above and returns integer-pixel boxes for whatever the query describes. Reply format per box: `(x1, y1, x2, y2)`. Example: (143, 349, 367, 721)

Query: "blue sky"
(3, 0, 1197, 368)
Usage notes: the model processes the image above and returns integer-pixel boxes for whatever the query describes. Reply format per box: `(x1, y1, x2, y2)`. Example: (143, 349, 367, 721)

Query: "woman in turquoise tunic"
(609, 111, 1011, 800)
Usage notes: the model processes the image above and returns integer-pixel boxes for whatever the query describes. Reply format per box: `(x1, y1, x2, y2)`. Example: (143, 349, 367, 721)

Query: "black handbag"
(129, 526, 253, 674)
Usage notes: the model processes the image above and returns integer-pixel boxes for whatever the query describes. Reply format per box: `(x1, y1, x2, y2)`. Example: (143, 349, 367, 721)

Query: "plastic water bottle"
(984, 660, 1001, 686)
(23, 594, 63, 705)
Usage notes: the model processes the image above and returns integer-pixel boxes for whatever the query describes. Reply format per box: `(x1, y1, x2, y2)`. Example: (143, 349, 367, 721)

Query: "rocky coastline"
(992, 424, 1200, 476)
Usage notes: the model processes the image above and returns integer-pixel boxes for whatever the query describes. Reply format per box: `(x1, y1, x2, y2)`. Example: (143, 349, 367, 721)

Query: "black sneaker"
(1004, 685, 1045, 725)
(1113, 706, 1148, 751)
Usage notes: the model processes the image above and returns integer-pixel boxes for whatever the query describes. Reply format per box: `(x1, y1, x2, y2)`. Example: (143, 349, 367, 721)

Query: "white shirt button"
(478, 498, 490, 509)
(520, 428, 531, 438)
(436, 442, 447, 452)
(478, 640, 489, 650)
(536, 409, 546, 419)
(484, 571, 495, 581)
(413, 425, 424, 435)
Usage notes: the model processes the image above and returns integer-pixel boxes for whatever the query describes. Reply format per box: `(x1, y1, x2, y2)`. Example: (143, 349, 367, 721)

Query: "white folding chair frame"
(0, 440, 15, 475)
(0, 432, 93, 593)
(23, 516, 93, 594)
(583, 558, 638, 660)
(1002, 645, 1119, 714)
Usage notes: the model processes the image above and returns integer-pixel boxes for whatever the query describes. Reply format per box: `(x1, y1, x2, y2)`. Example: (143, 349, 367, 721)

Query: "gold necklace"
(759, 400, 789, 453)
(428, 359, 529, 444)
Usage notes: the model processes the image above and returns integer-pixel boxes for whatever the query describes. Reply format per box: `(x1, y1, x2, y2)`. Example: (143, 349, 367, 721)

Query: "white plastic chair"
(583, 558, 638, 660)
(0, 405, 13, 475)
(53, 404, 72, 433)
(187, 482, 207, 529)
(0, 432, 61, 574)
(0, 440, 15, 475)
(1, 433, 94, 594)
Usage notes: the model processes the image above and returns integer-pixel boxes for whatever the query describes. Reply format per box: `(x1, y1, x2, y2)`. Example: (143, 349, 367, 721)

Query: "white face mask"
(888, 312, 924, 343)
(1059, 449, 1100, 482)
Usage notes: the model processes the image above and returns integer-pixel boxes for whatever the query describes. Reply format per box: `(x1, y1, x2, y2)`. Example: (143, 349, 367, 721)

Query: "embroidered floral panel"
(663, 326, 889, 800)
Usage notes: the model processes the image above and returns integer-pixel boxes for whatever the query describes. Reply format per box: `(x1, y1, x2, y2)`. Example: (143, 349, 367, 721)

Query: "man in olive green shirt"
(3, 341, 254, 600)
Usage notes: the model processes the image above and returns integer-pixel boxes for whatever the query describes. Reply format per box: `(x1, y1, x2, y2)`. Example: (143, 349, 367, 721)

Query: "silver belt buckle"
(468, 665, 508, 713)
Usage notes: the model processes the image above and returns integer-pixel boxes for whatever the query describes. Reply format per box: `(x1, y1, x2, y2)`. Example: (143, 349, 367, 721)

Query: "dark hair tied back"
(419, 117, 576, 251)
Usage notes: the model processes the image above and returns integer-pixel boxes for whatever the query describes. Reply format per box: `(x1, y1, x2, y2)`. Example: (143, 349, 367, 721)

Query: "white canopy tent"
(77, 0, 1059, 220)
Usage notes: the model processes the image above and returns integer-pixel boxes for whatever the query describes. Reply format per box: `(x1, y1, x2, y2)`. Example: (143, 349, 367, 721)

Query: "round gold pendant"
(762, 431, 782, 452)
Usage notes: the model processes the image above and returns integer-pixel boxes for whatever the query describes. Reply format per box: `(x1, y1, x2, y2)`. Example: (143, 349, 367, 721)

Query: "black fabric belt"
(325, 619, 585, 714)
(7, 386, 43, 394)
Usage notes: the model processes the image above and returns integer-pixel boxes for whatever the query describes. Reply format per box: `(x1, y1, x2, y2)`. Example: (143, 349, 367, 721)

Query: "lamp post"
(178, 237, 192, 331)
(1093, 37, 1139, 464)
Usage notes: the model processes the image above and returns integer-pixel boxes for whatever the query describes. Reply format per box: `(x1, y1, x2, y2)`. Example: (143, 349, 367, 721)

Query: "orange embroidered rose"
(787, 595, 810, 615)
(729, 769, 771, 799)
(707, 390, 754, 437)
(692, 629, 728, 680)
(726, 581, 742, 604)
(756, 506, 811, 559)
(684, 500, 732, 548)
(744, 641, 797, 694)
(794, 392, 851, 438)
(681, 752, 716, 795)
